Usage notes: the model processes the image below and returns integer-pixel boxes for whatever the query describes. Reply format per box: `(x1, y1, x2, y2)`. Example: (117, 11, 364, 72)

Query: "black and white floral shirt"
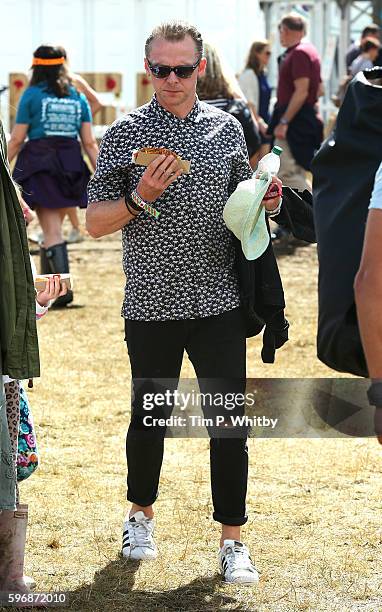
(88, 95, 252, 321)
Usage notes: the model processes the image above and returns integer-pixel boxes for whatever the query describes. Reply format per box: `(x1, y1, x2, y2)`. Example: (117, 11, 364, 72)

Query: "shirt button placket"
(185, 119, 202, 318)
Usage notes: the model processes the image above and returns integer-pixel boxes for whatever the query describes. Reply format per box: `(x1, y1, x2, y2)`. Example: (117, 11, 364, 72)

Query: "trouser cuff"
(213, 512, 248, 526)
(126, 492, 157, 507)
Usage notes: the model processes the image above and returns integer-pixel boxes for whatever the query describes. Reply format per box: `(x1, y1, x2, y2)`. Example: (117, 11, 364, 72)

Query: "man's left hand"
(274, 123, 288, 140)
(262, 176, 283, 212)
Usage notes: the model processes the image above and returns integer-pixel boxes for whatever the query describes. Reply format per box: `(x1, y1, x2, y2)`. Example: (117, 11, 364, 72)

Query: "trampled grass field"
(14, 222, 382, 612)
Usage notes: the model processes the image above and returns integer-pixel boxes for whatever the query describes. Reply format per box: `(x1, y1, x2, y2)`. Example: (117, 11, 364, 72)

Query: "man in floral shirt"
(87, 20, 281, 584)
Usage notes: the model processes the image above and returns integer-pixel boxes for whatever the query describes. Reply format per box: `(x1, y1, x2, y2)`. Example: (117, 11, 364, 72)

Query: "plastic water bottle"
(255, 145, 283, 178)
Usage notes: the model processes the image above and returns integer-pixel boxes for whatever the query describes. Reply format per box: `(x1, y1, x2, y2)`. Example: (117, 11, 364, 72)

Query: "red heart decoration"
(106, 76, 117, 90)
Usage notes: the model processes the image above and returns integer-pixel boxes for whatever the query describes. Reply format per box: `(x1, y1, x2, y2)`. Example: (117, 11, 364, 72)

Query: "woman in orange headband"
(31, 56, 65, 66)
(7, 45, 99, 307)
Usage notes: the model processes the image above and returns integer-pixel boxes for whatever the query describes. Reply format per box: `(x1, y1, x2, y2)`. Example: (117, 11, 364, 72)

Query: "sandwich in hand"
(132, 147, 191, 173)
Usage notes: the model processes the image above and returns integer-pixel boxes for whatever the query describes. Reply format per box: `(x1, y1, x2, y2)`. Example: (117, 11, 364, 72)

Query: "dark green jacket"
(0, 120, 40, 379)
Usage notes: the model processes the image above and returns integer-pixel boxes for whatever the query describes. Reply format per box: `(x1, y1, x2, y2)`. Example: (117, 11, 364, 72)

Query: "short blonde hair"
(145, 20, 203, 60)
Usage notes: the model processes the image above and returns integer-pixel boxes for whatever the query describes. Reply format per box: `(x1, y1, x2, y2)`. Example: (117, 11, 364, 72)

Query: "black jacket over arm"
(234, 185, 316, 364)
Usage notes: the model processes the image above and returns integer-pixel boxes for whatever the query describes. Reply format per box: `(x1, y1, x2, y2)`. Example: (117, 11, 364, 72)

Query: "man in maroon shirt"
(269, 13, 323, 192)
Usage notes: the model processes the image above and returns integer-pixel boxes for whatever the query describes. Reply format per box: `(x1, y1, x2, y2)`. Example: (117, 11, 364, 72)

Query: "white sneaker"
(122, 511, 158, 560)
(67, 228, 85, 244)
(219, 539, 259, 585)
(28, 231, 44, 244)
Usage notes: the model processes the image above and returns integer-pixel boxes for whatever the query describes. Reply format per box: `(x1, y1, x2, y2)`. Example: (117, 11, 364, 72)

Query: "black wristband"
(367, 382, 382, 407)
(126, 201, 141, 217)
(125, 193, 141, 213)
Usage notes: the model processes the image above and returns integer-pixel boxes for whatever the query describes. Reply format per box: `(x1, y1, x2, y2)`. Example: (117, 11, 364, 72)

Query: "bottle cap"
(272, 146, 283, 156)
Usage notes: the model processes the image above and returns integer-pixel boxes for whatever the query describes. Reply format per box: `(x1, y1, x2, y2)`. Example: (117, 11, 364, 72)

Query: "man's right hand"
(137, 154, 183, 202)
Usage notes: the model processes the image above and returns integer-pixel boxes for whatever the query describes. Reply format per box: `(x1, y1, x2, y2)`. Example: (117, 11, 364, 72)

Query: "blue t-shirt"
(15, 82, 92, 139)
(369, 161, 382, 210)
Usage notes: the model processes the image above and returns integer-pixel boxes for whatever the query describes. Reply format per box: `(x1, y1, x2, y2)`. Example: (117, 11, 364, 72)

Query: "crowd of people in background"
(7, 13, 381, 255)
(346, 22, 382, 71)
(333, 22, 382, 107)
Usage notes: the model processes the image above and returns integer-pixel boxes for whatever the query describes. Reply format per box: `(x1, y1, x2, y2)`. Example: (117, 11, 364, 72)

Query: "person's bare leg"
(220, 525, 241, 548)
(129, 503, 154, 519)
(36, 207, 64, 248)
(59, 208, 68, 222)
(68, 207, 80, 230)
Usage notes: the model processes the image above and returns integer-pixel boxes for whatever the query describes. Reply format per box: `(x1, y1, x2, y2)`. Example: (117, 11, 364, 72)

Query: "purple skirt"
(13, 137, 91, 209)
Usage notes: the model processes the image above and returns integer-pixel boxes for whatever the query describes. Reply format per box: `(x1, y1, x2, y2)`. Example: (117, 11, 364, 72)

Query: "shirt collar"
(149, 94, 202, 124)
(286, 42, 301, 54)
(279, 42, 300, 65)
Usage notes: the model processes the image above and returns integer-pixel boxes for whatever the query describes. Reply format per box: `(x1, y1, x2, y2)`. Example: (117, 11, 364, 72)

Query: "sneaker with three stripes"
(219, 539, 259, 585)
(122, 511, 158, 560)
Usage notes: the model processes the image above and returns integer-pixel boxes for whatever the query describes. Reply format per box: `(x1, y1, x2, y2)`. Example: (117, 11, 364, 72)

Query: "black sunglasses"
(146, 59, 201, 79)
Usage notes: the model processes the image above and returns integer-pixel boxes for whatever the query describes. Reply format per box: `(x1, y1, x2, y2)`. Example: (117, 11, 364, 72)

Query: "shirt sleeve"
(15, 89, 32, 124)
(87, 124, 127, 203)
(369, 161, 382, 209)
(291, 49, 312, 81)
(228, 119, 253, 197)
(238, 70, 259, 110)
(79, 93, 92, 123)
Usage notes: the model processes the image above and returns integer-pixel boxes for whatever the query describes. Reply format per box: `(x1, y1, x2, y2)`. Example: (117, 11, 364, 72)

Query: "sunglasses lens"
(174, 66, 195, 78)
(151, 65, 171, 78)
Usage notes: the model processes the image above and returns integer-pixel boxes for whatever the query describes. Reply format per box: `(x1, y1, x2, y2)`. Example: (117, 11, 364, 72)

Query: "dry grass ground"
(7, 221, 382, 612)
